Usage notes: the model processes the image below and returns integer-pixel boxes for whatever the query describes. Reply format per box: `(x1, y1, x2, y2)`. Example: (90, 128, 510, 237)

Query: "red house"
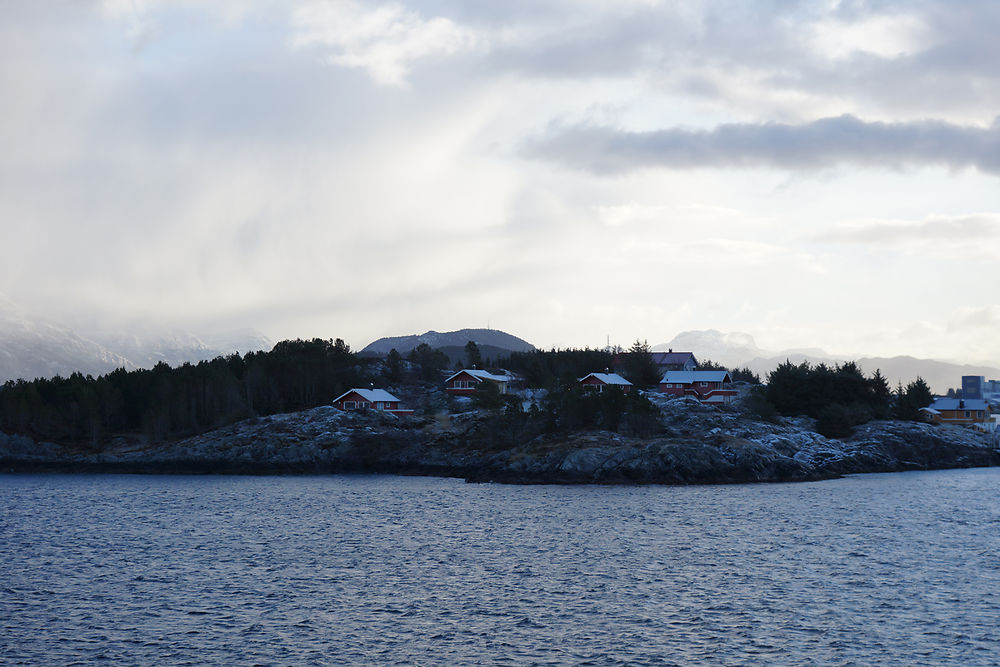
(444, 369, 514, 396)
(332, 388, 414, 416)
(659, 370, 736, 404)
(579, 372, 632, 394)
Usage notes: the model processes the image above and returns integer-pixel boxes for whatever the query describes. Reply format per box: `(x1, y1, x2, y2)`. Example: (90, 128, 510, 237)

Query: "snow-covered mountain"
(655, 330, 1000, 393)
(0, 296, 272, 383)
(87, 328, 273, 370)
(0, 304, 136, 382)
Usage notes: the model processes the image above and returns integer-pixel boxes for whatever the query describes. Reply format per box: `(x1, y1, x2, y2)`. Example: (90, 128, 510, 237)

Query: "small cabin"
(659, 370, 736, 404)
(921, 398, 991, 428)
(333, 388, 413, 416)
(444, 369, 514, 396)
(579, 372, 632, 394)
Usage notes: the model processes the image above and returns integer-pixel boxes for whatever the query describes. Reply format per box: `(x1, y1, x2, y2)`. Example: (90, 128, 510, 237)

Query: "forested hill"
(361, 328, 535, 356)
(0, 338, 362, 447)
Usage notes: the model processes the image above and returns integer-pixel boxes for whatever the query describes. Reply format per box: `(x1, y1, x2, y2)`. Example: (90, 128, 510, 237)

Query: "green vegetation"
(762, 360, 930, 437)
(0, 338, 362, 446)
(894, 377, 934, 421)
(499, 348, 615, 387)
(621, 340, 661, 389)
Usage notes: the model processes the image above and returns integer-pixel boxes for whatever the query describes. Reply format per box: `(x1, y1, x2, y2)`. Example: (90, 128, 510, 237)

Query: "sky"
(1, 0, 999, 363)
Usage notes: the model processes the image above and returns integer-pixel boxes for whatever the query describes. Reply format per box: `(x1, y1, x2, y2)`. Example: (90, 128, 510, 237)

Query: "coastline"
(3, 399, 998, 484)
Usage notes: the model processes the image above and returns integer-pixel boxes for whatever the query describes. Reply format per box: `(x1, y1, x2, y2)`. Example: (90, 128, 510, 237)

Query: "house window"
(965, 411, 971, 418)
(344, 401, 356, 409)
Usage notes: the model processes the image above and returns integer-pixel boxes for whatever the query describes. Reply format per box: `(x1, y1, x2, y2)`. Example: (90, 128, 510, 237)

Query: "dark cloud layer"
(526, 115, 1000, 175)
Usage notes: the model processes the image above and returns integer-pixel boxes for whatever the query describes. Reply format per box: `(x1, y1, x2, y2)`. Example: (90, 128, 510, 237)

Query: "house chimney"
(669, 348, 673, 353)
(959, 399, 965, 409)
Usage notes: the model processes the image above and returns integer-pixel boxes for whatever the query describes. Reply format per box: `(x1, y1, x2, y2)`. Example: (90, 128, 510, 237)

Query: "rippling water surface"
(3, 469, 1000, 665)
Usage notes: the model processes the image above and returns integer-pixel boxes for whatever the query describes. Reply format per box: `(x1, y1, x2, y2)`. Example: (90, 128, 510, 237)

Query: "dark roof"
(650, 351, 696, 365)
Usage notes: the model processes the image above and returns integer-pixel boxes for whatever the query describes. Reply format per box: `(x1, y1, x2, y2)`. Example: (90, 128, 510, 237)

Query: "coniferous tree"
(464, 340, 482, 368)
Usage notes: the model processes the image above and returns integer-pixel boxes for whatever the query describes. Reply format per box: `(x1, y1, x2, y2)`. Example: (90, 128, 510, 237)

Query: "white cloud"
(807, 12, 935, 60)
(291, 0, 481, 86)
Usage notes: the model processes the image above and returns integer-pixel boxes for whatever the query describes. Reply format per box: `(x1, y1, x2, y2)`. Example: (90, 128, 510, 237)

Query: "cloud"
(525, 115, 1000, 175)
(947, 305, 1000, 333)
(816, 213, 1000, 259)
(291, 0, 480, 86)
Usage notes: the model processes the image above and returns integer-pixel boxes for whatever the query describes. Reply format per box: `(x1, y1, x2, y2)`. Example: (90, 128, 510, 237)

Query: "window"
(344, 401, 356, 409)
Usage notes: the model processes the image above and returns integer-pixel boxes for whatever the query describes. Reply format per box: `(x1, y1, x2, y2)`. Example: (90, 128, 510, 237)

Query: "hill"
(360, 328, 535, 356)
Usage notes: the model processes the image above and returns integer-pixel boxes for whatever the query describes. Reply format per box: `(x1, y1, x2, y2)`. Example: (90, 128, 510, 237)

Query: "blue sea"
(2, 469, 999, 665)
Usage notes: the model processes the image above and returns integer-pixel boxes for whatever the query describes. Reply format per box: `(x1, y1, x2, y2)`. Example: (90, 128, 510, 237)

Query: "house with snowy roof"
(333, 388, 413, 416)
(920, 397, 992, 429)
(659, 370, 737, 404)
(444, 368, 515, 396)
(579, 372, 632, 394)
(650, 350, 698, 373)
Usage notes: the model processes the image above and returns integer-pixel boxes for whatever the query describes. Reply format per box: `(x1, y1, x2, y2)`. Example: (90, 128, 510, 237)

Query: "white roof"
(444, 369, 513, 383)
(660, 370, 732, 384)
(579, 372, 632, 386)
(928, 398, 989, 411)
(334, 388, 401, 403)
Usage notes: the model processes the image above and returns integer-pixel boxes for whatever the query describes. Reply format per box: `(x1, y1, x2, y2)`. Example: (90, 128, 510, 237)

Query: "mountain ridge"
(361, 328, 535, 356)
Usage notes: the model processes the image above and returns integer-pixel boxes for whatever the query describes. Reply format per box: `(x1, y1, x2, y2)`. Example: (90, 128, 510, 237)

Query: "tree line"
(0, 338, 363, 447)
(757, 360, 933, 437)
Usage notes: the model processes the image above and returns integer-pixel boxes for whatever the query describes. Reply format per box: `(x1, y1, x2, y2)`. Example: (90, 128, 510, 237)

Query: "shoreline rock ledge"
(2, 401, 998, 485)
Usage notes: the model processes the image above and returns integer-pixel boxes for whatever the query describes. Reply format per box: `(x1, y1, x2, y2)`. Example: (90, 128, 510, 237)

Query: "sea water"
(2, 469, 999, 665)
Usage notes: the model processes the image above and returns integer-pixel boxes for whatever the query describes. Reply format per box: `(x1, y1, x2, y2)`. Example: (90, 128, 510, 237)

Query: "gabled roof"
(927, 398, 990, 412)
(444, 368, 513, 384)
(333, 388, 401, 404)
(650, 352, 697, 365)
(660, 370, 732, 384)
(579, 372, 632, 386)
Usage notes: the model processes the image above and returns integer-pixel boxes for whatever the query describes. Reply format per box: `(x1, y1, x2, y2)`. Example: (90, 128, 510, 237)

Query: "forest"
(0, 338, 363, 447)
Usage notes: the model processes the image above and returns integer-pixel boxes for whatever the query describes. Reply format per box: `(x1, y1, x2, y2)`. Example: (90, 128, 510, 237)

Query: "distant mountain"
(653, 330, 772, 368)
(0, 296, 272, 383)
(655, 330, 999, 393)
(0, 310, 136, 383)
(361, 328, 535, 356)
(86, 328, 273, 370)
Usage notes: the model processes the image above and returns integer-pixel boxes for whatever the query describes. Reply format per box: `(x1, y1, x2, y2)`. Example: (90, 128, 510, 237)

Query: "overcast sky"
(2, 0, 999, 363)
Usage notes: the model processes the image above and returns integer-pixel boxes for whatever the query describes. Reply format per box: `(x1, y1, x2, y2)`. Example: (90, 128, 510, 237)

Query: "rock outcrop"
(3, 398, 998, 485)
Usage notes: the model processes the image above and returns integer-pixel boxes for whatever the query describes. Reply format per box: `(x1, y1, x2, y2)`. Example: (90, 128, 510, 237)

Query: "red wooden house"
(659, 370, 736, 404)
(579, 372, 632, 394)
(332, 388, 414, 416)
(444, 369, 514, 396)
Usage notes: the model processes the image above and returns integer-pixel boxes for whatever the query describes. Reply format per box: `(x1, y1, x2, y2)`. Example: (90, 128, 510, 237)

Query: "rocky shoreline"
(2, 398, 998, 484)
